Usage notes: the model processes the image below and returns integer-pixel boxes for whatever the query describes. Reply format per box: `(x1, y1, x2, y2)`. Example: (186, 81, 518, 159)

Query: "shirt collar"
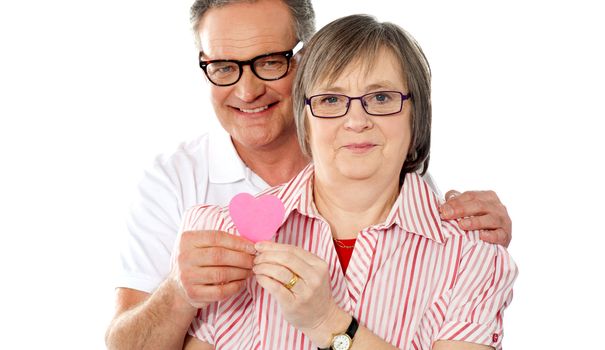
(274, 165, 445, 243)
(208, 128, 247, 184)
(379, 172, 446, 244)
(274, 163, 319, 222)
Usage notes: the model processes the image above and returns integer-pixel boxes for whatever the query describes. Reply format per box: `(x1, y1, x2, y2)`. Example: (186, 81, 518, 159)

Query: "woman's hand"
(252, 241, 340, 333)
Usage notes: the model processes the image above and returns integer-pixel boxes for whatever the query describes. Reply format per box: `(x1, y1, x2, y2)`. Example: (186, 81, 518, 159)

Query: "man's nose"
(233, 66, 266, 102)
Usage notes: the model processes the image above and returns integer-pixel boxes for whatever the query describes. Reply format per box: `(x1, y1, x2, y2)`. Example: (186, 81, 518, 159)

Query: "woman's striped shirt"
(178, 164, 518, 349)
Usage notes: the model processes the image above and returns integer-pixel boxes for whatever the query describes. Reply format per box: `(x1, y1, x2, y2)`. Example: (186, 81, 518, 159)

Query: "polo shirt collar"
(208, 128, 247, 184)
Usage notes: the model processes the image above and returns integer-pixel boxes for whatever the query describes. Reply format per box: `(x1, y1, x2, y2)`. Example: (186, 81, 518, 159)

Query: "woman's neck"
(313, 172, 400, 239)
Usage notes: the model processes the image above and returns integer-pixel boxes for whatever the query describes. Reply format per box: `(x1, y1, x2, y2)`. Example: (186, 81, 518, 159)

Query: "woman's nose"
(343, 99, 373, 132)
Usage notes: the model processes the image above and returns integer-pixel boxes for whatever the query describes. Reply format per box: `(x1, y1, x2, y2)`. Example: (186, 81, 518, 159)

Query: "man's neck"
(232, 134, 310, 187)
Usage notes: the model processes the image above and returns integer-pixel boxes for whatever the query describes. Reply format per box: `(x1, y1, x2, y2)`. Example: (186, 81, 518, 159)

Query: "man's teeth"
(238, 105, 269, 113)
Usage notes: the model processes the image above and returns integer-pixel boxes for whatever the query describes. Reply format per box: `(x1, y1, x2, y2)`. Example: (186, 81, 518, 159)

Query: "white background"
(1, 0, 603, 348)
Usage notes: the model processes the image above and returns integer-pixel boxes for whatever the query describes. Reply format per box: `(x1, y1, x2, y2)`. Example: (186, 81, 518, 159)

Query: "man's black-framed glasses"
(199, 42, 303, 86)
(305, 91, 412, 118)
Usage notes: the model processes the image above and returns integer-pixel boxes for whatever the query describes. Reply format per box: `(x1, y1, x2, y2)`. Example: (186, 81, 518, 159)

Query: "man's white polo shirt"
(117, 129, 268, 293)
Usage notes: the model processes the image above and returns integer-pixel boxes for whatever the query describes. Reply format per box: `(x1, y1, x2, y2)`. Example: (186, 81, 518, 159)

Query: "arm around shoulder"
(105, 277, 197, 349)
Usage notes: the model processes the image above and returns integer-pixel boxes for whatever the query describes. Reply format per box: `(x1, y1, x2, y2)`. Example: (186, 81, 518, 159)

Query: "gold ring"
(283, 273, 299, 290)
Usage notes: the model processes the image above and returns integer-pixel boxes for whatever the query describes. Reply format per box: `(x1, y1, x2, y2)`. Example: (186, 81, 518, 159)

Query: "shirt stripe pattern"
(179, 164, 517, 349)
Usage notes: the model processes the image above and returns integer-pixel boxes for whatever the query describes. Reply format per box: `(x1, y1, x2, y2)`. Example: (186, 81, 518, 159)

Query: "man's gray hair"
(190, 0, 315, 49)
(293, 14, 432, 178)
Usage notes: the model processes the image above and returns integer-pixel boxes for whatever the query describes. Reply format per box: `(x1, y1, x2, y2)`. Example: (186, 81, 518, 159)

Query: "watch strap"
(346, 316, 359, 339)
(318, 316, 359, 350)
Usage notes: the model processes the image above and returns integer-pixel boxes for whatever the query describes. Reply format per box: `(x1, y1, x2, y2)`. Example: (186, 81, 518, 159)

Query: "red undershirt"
(333, 238, 357, 274)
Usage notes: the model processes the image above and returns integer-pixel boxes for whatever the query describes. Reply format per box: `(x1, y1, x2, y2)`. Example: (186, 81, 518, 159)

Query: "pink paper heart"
(228, 193, 286, 243)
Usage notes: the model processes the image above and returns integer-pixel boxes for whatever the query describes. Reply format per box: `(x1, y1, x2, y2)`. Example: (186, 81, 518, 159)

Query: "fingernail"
(441, 204, 453, 218)
(254, 242, 263, 251)
(447, 193, 460, 200)
(246, 245, 257, 254)
(460, 218, 470, 228)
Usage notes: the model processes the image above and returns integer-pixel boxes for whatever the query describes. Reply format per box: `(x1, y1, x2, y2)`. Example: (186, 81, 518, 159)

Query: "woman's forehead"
(313, 48, 407, 91)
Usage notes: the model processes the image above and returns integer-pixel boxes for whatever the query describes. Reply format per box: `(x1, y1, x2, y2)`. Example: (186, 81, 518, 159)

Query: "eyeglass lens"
(310, 91, 404, 117)
(205, 54, 290, 85)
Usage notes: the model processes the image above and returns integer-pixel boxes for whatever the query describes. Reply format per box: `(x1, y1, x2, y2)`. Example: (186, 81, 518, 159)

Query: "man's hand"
(439, 190, 512, 247)
(106, 230, 256, 349)
(172, 230, 257, 308)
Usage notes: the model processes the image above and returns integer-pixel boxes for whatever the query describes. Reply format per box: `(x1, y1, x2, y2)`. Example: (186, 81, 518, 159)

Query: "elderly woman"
(180, 14, 517, 350)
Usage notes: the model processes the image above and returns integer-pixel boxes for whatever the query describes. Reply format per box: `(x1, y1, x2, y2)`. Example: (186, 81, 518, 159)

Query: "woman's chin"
(334, 163, 380, 182)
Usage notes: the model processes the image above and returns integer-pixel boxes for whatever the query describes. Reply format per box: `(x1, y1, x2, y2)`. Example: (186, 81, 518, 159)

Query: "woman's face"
(307, 48, 412, 185)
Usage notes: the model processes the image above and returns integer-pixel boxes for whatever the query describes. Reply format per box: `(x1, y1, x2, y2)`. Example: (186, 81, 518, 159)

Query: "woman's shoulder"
(440, 218, 517, 274)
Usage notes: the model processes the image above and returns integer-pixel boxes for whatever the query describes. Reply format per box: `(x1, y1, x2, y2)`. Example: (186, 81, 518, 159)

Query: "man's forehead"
(197, 0, 295, 59)
(199, 26, 295, 59)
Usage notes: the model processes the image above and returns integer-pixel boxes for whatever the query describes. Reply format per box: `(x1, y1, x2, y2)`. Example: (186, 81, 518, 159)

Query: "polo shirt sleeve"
(116, 155, 189, 293)
(436, 233, 518, 349)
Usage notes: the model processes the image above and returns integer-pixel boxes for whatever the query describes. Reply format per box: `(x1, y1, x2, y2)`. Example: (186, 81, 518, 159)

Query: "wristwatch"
(318, 316, 359, 350)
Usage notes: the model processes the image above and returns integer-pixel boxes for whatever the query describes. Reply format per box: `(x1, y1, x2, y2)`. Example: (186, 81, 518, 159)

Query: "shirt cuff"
(436, 320, 503, 349)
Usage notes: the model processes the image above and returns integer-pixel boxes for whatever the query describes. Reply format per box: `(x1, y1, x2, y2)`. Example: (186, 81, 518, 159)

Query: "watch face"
(332, 334, 352, 350)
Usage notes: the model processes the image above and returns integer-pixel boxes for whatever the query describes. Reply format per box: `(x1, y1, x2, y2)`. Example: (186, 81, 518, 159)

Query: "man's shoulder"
(154, 133, 212, 168)
(137, 134, 215, 202)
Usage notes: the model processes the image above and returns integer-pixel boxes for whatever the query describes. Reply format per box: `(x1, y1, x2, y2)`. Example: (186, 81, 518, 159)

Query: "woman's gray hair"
(190, 0, 315, 49)
(293, 14, 432, 177)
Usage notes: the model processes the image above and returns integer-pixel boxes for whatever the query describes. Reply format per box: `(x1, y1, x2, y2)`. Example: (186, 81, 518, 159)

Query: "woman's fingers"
(254, 243, 316, 280)
(255, 241, 326, 265)
(255, 274, 296, 304)
(253, 262, 306, 293)
(251, 242, 336, 331)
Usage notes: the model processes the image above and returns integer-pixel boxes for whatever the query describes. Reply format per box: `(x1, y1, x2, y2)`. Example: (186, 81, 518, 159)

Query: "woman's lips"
(343, 143, 377, 153)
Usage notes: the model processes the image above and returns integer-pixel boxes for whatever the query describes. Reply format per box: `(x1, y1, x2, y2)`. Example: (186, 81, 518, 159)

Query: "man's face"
(198, 0, 299, 151)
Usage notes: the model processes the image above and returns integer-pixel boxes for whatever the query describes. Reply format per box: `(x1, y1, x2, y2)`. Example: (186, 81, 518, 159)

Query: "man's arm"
(105, 230, 256, 350)
(440, 190, 512, 247)
(105, 282, 196, 350)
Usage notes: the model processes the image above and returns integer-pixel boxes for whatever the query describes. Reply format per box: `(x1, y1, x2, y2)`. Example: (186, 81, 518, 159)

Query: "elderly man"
(105, 0, 512, 349)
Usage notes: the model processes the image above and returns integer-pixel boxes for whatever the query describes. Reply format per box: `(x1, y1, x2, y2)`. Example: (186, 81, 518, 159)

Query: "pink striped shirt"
(179, 165, 517, 349)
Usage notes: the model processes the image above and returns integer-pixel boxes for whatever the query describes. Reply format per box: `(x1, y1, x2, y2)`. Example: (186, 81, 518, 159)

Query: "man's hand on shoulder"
(439, 190, 512, 247)
(173, 230, 257, 308)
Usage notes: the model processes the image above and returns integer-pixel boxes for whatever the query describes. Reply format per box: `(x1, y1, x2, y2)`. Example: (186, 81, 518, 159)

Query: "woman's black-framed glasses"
(199, 42, 303, 86)
(305, 91, 412, 118)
